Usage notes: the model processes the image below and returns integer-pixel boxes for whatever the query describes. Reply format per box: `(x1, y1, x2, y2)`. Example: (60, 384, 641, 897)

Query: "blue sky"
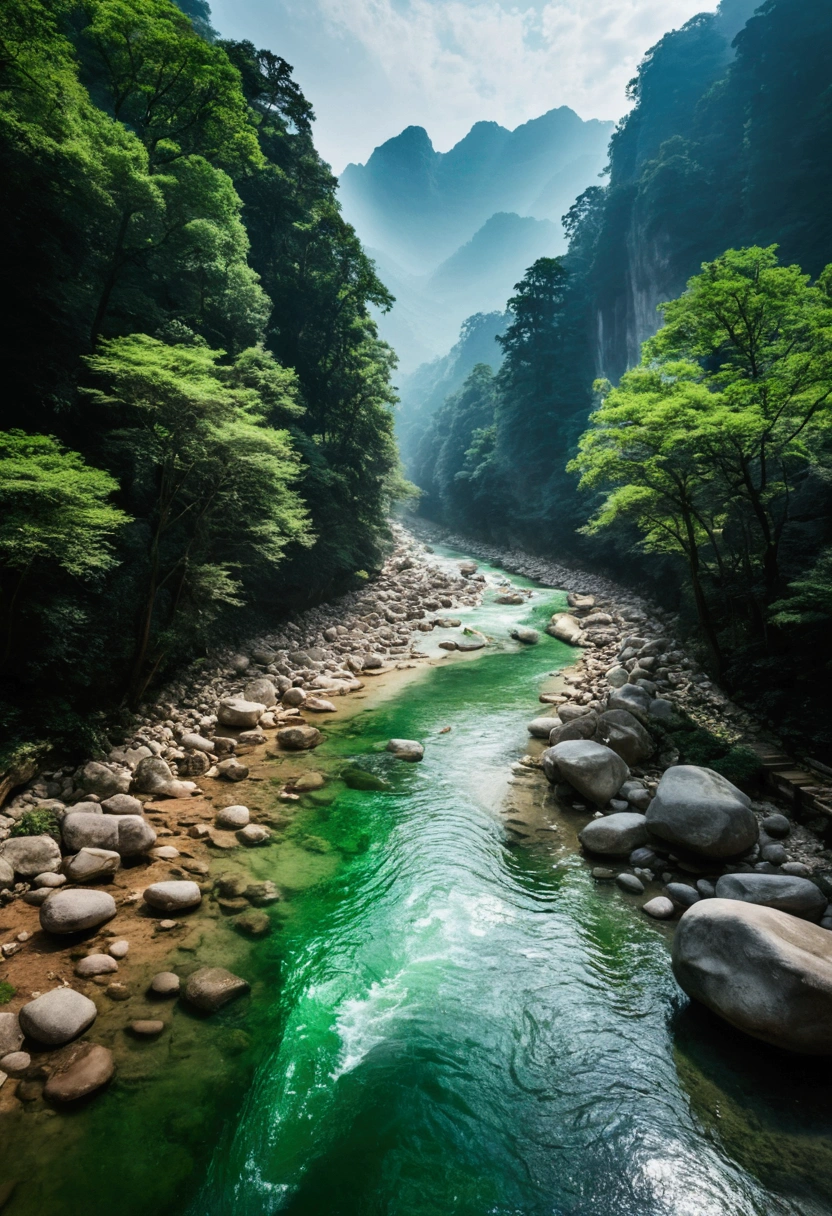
(210, 0, 712, 171)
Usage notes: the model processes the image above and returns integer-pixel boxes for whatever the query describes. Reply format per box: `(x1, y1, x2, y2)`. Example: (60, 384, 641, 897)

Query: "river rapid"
(3, 546, 832, 1215)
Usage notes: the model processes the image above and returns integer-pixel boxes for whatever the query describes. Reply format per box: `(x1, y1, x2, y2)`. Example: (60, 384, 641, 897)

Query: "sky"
(209, 0, 712, 172)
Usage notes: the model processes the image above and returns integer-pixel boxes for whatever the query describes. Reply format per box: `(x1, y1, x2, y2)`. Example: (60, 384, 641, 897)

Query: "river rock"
(0, 1051, 30, 1076)
(510, 627, 539, 644)
(547, 613, 584, 645)
(218, 698, 266, 729)
(44, 1042, 114, 1102)
(714, 873, 827, 921)
(616, 873, 645, 894)
(101, 794, 144, 815)
(19, 989, 97, 1046)
(387, 739, 425, 762)
(40, 889, 116, 935)
(143, 881, 201, 913)
(243, 677, 277, 707)
(78, 761, 130, 799)
(305, 697, 337, 712)
(527, 717, 561, 739)
(237, 824, 270, 846)
(643, 896, 676, 920)
(580, 813, 648, 855)
(216, 758, 249, 781)
(0, 835, 61, 877)
(293, 772, 325, 792)
(0, 858, 14, 891)
(672, 899, 832, 1053)
(62, 812, 155, 857)
(215, 805, 250, 829)
(276, 726, 322, 751)
(666, 882, 701, 908)
(150, 972, 180, 997)
(762, 814, 791, 838)
(184, 967, 250, 1013)
(108, 940, 129, 959)
(645, 765, 757, 859)
(606, 684, 652, 724)
(75, 953, 118, 977)
(281, 687, 307, 708)
(63, 848, 120, 883)
(542, 740, 628, 805)
(131, 1020, 165, 1037)
(605, 666, 630, 688)
(131, 756, 195, 799)
(0, 1014, 23, 1057)
(235, 909, 270, 937)
(594, 710, 654, 766)
(548, 715, 598, 746)
(557, 704, 591, 723)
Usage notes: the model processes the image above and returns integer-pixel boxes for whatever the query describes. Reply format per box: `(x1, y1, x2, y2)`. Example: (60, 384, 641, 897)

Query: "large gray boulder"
(646, 765, 757, 859)
(595, 709, 654, 766)
(78, 761, 130, 799)
(276, 725, 322, 751)
(40, 889, 117, 935)
(672, 899, 832, 1053)
(606, 684, 652, 724)
(579, 813, 648, 855)
(117, 815, 156, 855)
(217, 698, 265, 729)
(542, 740, 628, 805)
(0, 835, 62, 877)
(131, 756, 196, 799)
(62, 812, 156, 857)
(19, 989, 97, 1046)
(548, 714, 598, 746)
(714, 873, 827, 921)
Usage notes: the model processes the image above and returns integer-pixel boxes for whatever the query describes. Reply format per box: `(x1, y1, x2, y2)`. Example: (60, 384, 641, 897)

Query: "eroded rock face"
(714, 873, 827, 921)
(39, 889, 117, 935)
(672, 899, 832, 1053)
(646, 765, 757, 859)
(579, 813, 648, 855)
(19, 988, 97, 1046)
(542, 740, 628, 805)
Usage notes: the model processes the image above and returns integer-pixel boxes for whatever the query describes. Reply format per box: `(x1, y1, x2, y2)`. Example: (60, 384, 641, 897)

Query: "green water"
(3, 548, 832, 1215)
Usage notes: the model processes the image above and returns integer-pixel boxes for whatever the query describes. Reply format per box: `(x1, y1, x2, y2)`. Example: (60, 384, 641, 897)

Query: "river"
(3, 546, 832, 1215)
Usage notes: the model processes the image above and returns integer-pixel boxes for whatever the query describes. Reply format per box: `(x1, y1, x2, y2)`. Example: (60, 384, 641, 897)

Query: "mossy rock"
(341, 765, 390, 792)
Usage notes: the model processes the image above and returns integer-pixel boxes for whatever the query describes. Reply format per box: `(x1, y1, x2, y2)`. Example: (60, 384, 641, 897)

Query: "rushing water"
(3, 547, 832, 1215)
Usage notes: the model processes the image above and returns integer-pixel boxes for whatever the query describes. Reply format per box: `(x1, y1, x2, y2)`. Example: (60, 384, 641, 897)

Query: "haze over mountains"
(339, 107, 613, 370)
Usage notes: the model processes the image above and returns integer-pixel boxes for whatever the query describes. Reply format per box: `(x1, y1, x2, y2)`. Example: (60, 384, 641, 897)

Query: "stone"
(179, 733, 215, 755)
(63, 848, 120, 883)
(237, 824, 270, 847)
(150, 846, 180, 861)
(149, 972, 180, 997)
(595, 709, 654, 766)
(215, 804, 250, 829)
(106, 982, 130, 1001)
(761, 842, 788, 866)
(547, 613, 584, 645)
(75, 954, 118, 978)
(643, 896, 676, 920)
(0, 858, 15, 890)
(557, 704, 591, 723)
(293, 772, 325, 792)
(666, 882, 701, 909)
(281, 687, 307, 708)
(672, 899, 832, 1053)
(616, 873, 644, 894)
(527, 716, 561, 739)
(542, 740, 628, 805)
(101, 794, 144, 816)
(131, 756, 195, 800)
(144, 881, 202, 913)
(580, 813, 648, 855)
(217, 698, 266, 729)
(244, 880, 281, 906)
(131, 1020, 165, 1037)
(0, 1014, 23, 1057)
(235, 909, 271, 937)
(78, 761, 130, 799)
(40, 889, 117, 935)
(782, 861, 811, 877)
(23, 889, 51, 906)
(630, 846, 660, 869)
(44, 1042, 114, 1102)
(19, 988, 97, 1046)
(648, 699, 675, 722)
(510, 627, 539, 645)
(108, 940, 129, 959)
(216, 758, 249, 782)
(62, 811, 156, 857)
(243, 677, 277, 707)
(696, 878, 717, 898)
(645, 765, 757, 859)
(305, 697, 337, 713)
(762, 814, 791, 839)
(276, 726, 322, 751)
(178, 751, 211, 778)
(184, 967, 250, 1013)
(606, 684, 652, 724)
(714, 873, 827, 921)
(548, 715, 598, 746)
(605, 666, 629, 688)
(0, 835, 61, 878)
(386, 739, 424, 762)
(0, 1052, 29, 1076)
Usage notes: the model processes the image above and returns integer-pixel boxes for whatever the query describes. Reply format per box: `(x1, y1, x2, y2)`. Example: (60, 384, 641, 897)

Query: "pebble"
(150, 972, 180, 998)
(108, 940, 129, 959)
(0, 1052, 30, 1076)
(642, 896, 676, 920)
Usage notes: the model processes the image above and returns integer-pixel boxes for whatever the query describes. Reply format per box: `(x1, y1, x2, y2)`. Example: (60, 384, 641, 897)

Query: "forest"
(0, 0, 404, 758)
(410, 0, 832, 756)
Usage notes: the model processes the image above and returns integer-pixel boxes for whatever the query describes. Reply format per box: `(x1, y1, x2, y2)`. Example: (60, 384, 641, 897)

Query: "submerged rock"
(184, 967, 250, 1013)
(44, 1042, 114, 1102)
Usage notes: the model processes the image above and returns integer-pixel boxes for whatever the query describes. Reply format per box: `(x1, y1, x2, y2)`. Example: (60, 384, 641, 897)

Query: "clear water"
(3, 548, 832, 1215)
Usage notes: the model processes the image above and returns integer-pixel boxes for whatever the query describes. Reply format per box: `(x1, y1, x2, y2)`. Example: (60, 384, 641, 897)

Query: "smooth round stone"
(579, 813, 648, 856)
(782, 862, 811, 877)
(33, 873, 66, 889)
(130, 1020, 165, 1037)
(762, 814, 791, 839)
(237, 824, 270, 847)
(609, 799, 629, 814)
(19, 989, 97, 1046)
(44, 1043, 114, 1102)
(150, 972, 180, 998)
(305, 697, 337, 713)
(696, 879, 717, 898)
(143, 881, 202, 913)
(591, 868, 616, 880)
(630, 847, 659, 869)
(0, 1051, 30, 1076)
(184, 967, 250, 1013)
(149, 846, 180, 861)
(616, 873, 644, 894)
(40, 889, 117, 935)
(0, 835, 62, 877)
(386, 739, 424, 762)
(642, 896, 676, 920)
(157, 920, 177, 931)
(23, 889, 51, 907)
(666, 882, 701, 908)
(75, 954, 118, 978)
(761, 842, 788, 866)
(293, 772, 325, 792)
(108, 940, 129, 959)
(215, 805, 250, 830)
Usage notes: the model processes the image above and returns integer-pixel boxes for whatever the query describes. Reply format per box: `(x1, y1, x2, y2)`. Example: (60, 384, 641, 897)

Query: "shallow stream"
(3, 547, 832, 1215)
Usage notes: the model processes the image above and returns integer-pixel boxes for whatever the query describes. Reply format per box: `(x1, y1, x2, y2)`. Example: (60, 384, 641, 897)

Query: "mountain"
(339, 107, 613, 369)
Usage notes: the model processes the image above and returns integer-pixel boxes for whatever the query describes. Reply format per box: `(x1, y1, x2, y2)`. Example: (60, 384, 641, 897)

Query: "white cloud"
(210, 0, 714, 168)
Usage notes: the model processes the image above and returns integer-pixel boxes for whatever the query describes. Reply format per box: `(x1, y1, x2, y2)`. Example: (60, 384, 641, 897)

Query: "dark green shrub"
(10, 808, 61, 843)
(0, 983, 16, 1005)
(710, 746, 764, 786)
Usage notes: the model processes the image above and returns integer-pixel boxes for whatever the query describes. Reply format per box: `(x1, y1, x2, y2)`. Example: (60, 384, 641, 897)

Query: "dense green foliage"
(0, 0, 400, 750)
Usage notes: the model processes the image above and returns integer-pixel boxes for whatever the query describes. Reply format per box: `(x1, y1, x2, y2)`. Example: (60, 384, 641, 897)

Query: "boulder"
(62, 812, 155, 857)
(215, 805, 250, 829)
(567, 592, 595, 610)
(184, 967, 250, 1013)
(542, 740, 628, 805)
(666, 882, 701, 909)
(305, 697, 337, 713)
(510, 627, 539, 645)
(179, 733, 215, 755)
(178, 751, 210, 777)
(101, 794, 144, 816)
(281, 687, 307, 708)
(217, 698, 266, 729)
(557, 704, 591, 723)
(0, 835, 61, 877)
(0, 1014, 23, 1057)
(606, 684, 652, 724)
(78, 761, 130, 799)
(672, 899, 832, 1053)
(579, 813, 648, 855)
(293, 772, 325, 792)
(143, 881, 202, 913)
(0, 858, 15, 890)
(63, 848, 120, 884)
(548, 714, 598, 746)
(387, 739, 424, 762)
(131, 756, 195, 799)
(762, 814, 791, 839)
(714, 873, 827, 921)
(243, 677, 277, 707)
(645, 765, 757, 859)
(649, 699, 675, 722)
(527, 716, 561, 739)
(547, 613, 584, 645)
(19, 988, 97, 1046)
(276, 726, 322, 751)
(116, 815, 156, 855)
(595, 709, 654, 766)
(40, 889, 116, 935)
